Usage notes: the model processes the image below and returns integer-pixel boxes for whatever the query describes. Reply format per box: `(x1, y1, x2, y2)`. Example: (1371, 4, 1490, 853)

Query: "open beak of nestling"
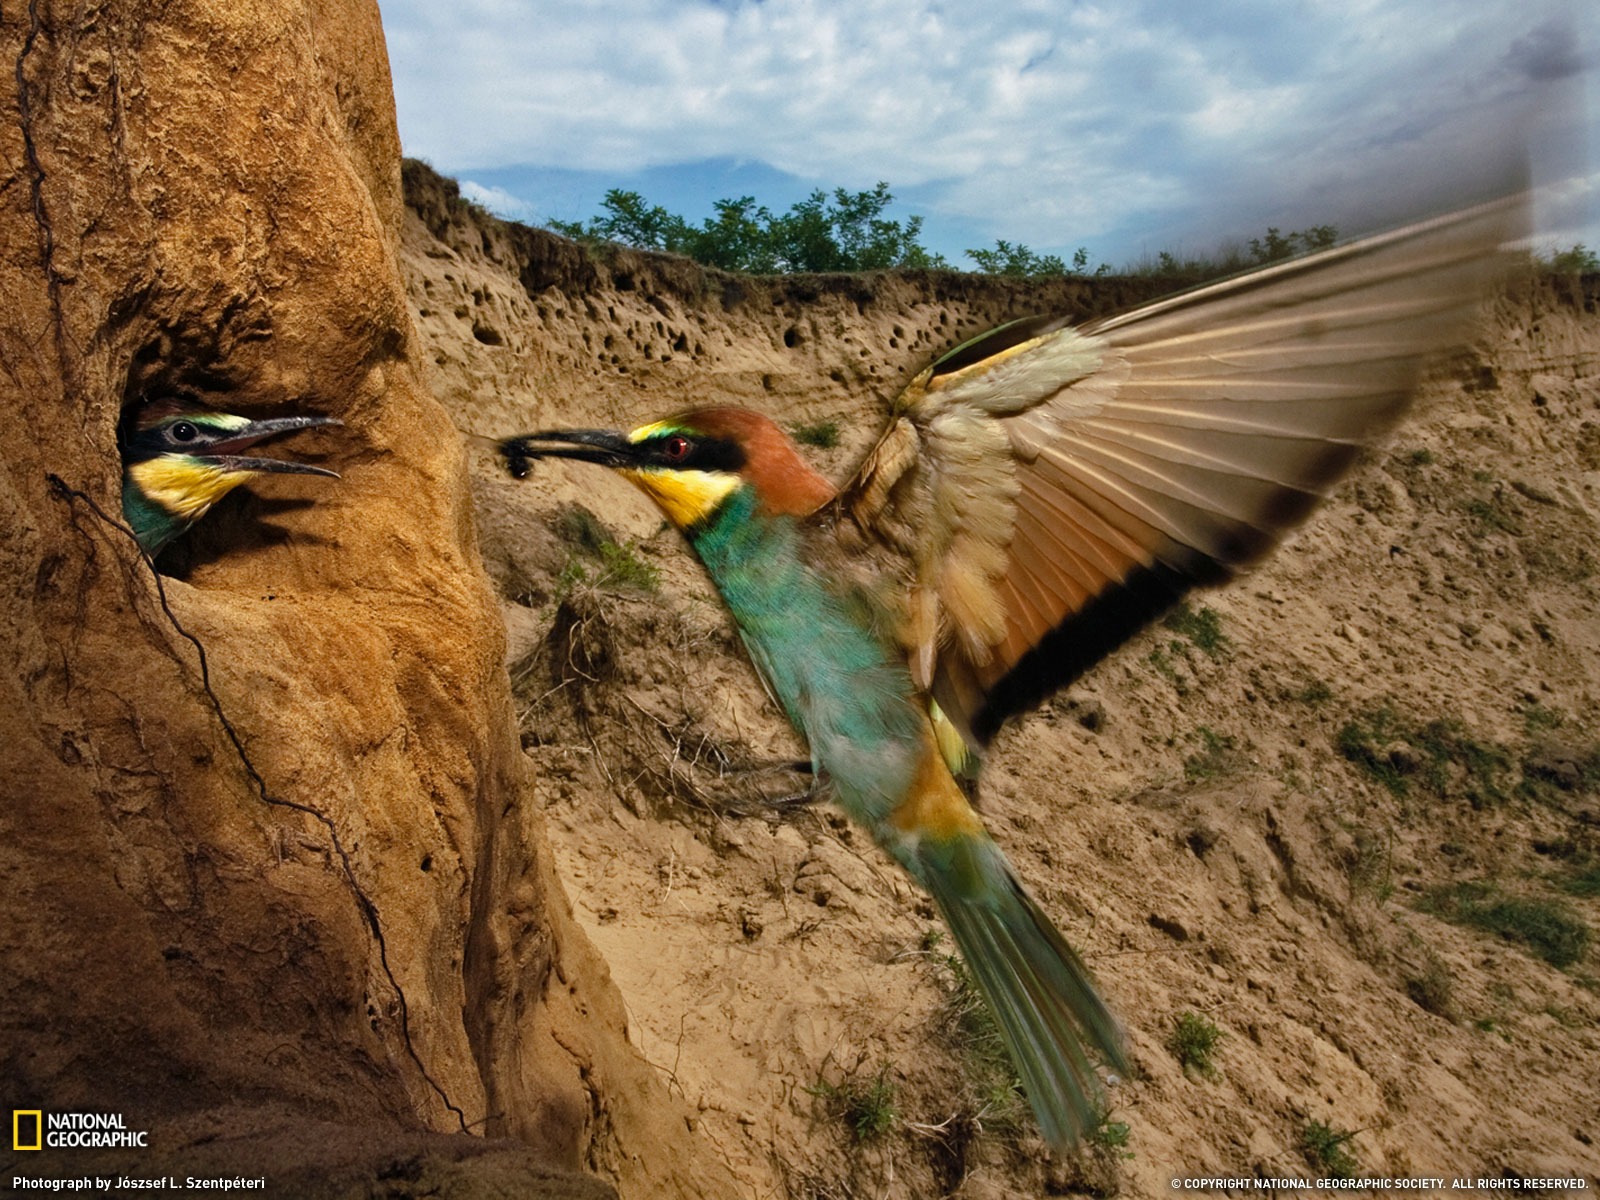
(497, 429, 636, 478)
(196, 415, 343, 477)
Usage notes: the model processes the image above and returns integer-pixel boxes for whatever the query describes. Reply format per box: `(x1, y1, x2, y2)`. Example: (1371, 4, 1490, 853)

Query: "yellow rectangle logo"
(13, 1109, 42, 1150)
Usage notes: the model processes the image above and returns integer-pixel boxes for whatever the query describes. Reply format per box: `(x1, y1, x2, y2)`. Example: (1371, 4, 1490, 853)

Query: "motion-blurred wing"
(832, 193, 1526, 745)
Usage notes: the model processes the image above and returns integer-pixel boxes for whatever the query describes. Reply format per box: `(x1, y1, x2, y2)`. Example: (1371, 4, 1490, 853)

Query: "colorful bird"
(119, 404, 341, 554)
(499, 194, 1522, 1148)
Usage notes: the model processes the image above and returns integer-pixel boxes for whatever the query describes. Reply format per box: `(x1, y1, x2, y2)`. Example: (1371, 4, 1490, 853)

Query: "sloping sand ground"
(403, 162, 1600, 1199)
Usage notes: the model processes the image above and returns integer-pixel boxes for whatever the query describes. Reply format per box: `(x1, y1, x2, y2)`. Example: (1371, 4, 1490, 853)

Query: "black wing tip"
(972, 556, 1219, 744)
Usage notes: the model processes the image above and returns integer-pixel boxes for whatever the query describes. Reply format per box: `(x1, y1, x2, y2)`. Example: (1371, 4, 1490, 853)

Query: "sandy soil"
(402, 162, 1600, 1199)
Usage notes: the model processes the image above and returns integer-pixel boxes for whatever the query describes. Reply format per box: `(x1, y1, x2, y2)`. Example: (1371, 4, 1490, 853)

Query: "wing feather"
(828, 191, 1526, 743)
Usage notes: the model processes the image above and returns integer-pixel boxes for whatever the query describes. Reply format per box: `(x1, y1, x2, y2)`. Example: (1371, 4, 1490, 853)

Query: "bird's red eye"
(661, 434, 691, 461)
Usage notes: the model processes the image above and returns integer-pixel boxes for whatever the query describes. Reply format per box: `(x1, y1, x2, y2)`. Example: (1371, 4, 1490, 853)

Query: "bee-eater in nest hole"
(119, 402, 341, 555)
(499, 194, 1523, 1148)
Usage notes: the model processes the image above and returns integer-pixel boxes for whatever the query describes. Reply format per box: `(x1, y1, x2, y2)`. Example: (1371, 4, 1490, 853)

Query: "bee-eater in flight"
(499, 194, 1522, 1148)
(119, 402, 340, 555)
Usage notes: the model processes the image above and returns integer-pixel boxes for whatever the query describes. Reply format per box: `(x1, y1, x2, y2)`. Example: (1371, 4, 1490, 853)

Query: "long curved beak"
(202, 415, 342, 478)
(209, 455, 340, 478)
(499, 429, 635, 478)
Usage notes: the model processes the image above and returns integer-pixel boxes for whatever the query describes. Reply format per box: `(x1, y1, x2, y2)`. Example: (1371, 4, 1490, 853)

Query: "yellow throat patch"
(129, 456, 252, 521)
(619, 466, 739, 529)
(622, 420, 739, 528)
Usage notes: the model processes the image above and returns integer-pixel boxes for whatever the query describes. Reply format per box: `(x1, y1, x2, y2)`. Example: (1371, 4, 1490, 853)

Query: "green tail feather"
(914, 833, 1128, 1149)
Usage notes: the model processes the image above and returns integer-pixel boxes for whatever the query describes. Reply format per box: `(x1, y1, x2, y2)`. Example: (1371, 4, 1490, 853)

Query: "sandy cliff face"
(402, 163, 1600, 1198)
(0, 5, 732, 1197)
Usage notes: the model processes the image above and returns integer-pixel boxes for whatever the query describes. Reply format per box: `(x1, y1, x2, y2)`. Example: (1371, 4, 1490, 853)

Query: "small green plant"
(1346, 828, 1394, 902)
(789, 419, 841, 449)
(1558, 862, 1600, 899)
(845, 1072, 898, 1141)
(1146, 644, 1181, 685)
(553, 556, 591, 602)
(1336, 706, 1412, 794)
(1420, 882, 1591, 969)
(1521, 701, 1566, 736)
(1301, 1119, 1359, 1178)
(1335, 706, 1511, 807)
(1464, 493, 1521, 535)
(554, 540, 661, 600)
(809, 1066, 899, 1142)
(1473, 1009, 1514, 1042)
(596, 539, 660, 591)
(1163, 602, 1228, 657)
(1412, 719, 1511, 808)
(1406, 447, 1435, 466)
(1072, 246, 1112, 277)
(1184, 727, 1238, 783)
(1167, 1011, 1223, 1078)
(550, 505, 660, 597)
(1090, 1110, 1133, 1158)
(1297, 679, 1334, 706)
(1473, 898, 1590, 968)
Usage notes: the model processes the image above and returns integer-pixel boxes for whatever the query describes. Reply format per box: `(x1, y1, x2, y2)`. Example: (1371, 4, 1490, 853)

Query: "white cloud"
(382, 0, 1598, 258)
(458, 180, 538, 222)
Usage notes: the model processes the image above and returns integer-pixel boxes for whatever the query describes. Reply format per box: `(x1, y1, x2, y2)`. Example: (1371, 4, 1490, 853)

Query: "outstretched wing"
(830, 193, 1526, 745)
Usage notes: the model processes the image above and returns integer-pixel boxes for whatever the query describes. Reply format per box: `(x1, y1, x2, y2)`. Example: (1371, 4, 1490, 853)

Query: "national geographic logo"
(13, 1110, 41, 1151)
(11, 1110, 148, 1150)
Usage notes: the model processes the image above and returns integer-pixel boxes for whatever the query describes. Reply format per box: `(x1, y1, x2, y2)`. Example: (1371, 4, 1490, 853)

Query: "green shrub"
(1538, 243, 1600, 274)
(1163, 602, 1228, 657)
(1091, 1111, 1133, 1157)
(966, 239, 1068, 276)
(596, 540, 660, 592)
(809, 1067, 898, 1142)
(1301, 1119, 1359, 1178)
(1167, 1012, 1223, 1077)
(551, 182, 946, 272)
(1420, 883, 1591, 968)
(1558, 863, 1600, 899)
(1335, 706, 1511, 807)
(1184, 727, 1238, 783)
(789, 420, 841, 449)
(1297, 680, 1334, 706)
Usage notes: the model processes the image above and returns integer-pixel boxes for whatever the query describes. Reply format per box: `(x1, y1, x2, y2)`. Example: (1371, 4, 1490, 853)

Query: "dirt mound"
(0, 6, 732, 1197)
(402, 161, 1600, 1197)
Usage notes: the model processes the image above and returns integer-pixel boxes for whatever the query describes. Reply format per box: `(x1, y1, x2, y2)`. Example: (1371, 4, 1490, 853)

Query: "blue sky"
(380, 1, 1597, 269)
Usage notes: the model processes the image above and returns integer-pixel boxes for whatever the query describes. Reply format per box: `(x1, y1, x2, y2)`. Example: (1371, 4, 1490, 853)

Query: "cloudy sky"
(380, 1, 1596, 269)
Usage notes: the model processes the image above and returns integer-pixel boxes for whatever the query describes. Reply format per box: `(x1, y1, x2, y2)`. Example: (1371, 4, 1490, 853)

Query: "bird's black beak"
(202, 416, 342, 478)
(498, 429, 636, 479)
